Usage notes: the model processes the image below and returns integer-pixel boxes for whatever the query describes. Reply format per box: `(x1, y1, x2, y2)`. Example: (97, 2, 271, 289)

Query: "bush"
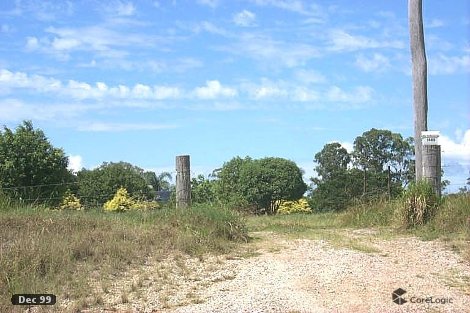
(59, 191, 83, 211)
(277, 198, 312, 215)
(104, 187, 160, 212)
(104, 187, 135, 212)
(398, 181, 439, 228)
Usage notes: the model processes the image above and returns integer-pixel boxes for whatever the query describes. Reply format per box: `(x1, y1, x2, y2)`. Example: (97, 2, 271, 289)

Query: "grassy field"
(0, 199, 247, 312)
(1, 193, 468, 312)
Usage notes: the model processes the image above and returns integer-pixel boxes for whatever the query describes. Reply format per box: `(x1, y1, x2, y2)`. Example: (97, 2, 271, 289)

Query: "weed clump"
(398, 181, 439, 228)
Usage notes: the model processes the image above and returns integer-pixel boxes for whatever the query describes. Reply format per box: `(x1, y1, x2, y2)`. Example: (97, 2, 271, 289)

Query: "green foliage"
(398, 180, 439, 228)
(191, 174, 218, 204)
(77, 162, 153, 208)
(310, 143, 363, 211)
(277, 198, 312, 215)
(58, 190, 83, 211)
(143, 171, 172, 191)
(310, 128, 415, 211)
(216, 156, 307, 214)
(0, 121, 73, 205)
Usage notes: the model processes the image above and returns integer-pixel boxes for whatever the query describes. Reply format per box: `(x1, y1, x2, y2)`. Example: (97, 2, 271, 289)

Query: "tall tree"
(409, 0, 428, 181)
(0, 121, 73, 204)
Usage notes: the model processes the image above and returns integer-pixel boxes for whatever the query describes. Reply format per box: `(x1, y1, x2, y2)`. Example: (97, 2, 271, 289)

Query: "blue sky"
(0, 0, 469, 192)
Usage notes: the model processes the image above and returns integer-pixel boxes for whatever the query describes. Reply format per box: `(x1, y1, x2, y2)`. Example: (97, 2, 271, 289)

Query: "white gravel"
(72, 230, 470, 313)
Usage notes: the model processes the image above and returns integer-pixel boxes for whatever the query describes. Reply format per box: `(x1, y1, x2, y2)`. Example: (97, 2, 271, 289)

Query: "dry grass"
(0, 201, 247, 312)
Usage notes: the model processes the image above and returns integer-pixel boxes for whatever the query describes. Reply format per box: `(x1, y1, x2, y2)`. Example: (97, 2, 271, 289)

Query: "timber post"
(176, 155, 191, 208)
(421, 131, 441, 197)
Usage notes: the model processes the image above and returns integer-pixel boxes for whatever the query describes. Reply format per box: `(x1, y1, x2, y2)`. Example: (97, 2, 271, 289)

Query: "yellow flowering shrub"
(132, 199, 160, 210)
(104, 187, 161, 212)
(104, 187, 135, 212)
(277, 198, 312, 215)
(59, 191, 83, 210)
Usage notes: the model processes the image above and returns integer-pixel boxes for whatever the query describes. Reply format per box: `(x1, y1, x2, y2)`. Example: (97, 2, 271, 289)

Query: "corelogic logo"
(392, 288, 407, 305)
(392, 288, 454, 306)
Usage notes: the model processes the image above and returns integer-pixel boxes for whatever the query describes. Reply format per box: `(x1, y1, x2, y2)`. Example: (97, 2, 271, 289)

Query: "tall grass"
(0, 197, 247, 312)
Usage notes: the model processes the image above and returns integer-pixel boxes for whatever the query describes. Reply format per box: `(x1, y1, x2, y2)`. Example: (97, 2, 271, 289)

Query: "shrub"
(104, 187, 135, 212)
(398, 180, 439, 228)
(59, 191, 83, 211)
(277, 198, 312, 215)
(104, 188, 161, 212)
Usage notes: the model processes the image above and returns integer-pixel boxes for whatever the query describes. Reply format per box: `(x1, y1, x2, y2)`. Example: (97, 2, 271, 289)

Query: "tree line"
(0, 121, 459, 213)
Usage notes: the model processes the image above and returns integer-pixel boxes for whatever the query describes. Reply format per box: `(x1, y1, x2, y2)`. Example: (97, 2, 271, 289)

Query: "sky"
(0, 0, 469, 193)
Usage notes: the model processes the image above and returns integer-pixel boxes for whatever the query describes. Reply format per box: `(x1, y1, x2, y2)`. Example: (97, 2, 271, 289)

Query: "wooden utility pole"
(422, 132, 442, 197)
(409, 0, 428, 181)
(175, 155, 191, 208)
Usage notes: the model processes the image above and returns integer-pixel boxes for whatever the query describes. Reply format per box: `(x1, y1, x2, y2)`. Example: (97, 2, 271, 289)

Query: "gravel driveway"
(80, 230, 470, 313)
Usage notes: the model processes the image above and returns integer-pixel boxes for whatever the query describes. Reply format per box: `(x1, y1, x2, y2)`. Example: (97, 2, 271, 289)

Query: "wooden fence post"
(176, 155, 191, 208)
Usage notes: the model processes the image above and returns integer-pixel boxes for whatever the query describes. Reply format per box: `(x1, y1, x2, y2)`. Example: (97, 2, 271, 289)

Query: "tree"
(313, 143, 350, 180)
(310, 143, 361, 211)
(143, 171, 172, 191)
(409, 0, 428, 181)
(0, 121, 73, 204)
(216, 156, 307, 214)
(353, 128, 414, 195)
(309, 129, 416, 211)
(77, 161, 153, 207)
(191, 174, 217, 204)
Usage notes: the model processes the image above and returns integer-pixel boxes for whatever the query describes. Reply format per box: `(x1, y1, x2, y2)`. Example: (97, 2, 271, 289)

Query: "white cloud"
(193, 80, 237, 99)
(252, 0, 325, 19)
(429, 53, 470, 75)
(228, 33, 320, 68)
(233, 10, 256, 27)
(440, 130, 470, 164)
(427, 18, 444, 28)
(68, 155, 83, 172)
(25, 36, 39, 50)
(0, 98, 89, 122)
(78, 122, 177, 132)
(194, 21, 229, 36)
(355, 53, 391, 72)
(0, 69, 182, 100)
(328, 29, 404, 52)
(115, 1, 136, 16)
(326, 86, 373, 103)
(294, 69, 326, 84)
(197, 0, 219, 8)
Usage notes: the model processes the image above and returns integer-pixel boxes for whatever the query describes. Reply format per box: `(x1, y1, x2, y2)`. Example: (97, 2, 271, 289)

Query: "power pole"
(409, 0, 428, 181)
(175, 155, 191, 208)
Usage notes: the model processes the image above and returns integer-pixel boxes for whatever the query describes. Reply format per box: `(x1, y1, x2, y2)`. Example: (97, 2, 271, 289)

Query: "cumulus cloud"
(233, 10, 256, 27)
(193, 80, 237, 99)
(68, 155, 83, 172)
(440, 129, 470, 164)
(0, 69, 181, 100)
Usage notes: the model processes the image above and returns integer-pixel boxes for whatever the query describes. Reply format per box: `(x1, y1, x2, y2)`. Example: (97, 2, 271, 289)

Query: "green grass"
(0, 199, 247, 312)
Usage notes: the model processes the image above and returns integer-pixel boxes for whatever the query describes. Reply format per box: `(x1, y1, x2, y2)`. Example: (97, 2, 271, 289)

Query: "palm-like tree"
(143, 171, 173, 191)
